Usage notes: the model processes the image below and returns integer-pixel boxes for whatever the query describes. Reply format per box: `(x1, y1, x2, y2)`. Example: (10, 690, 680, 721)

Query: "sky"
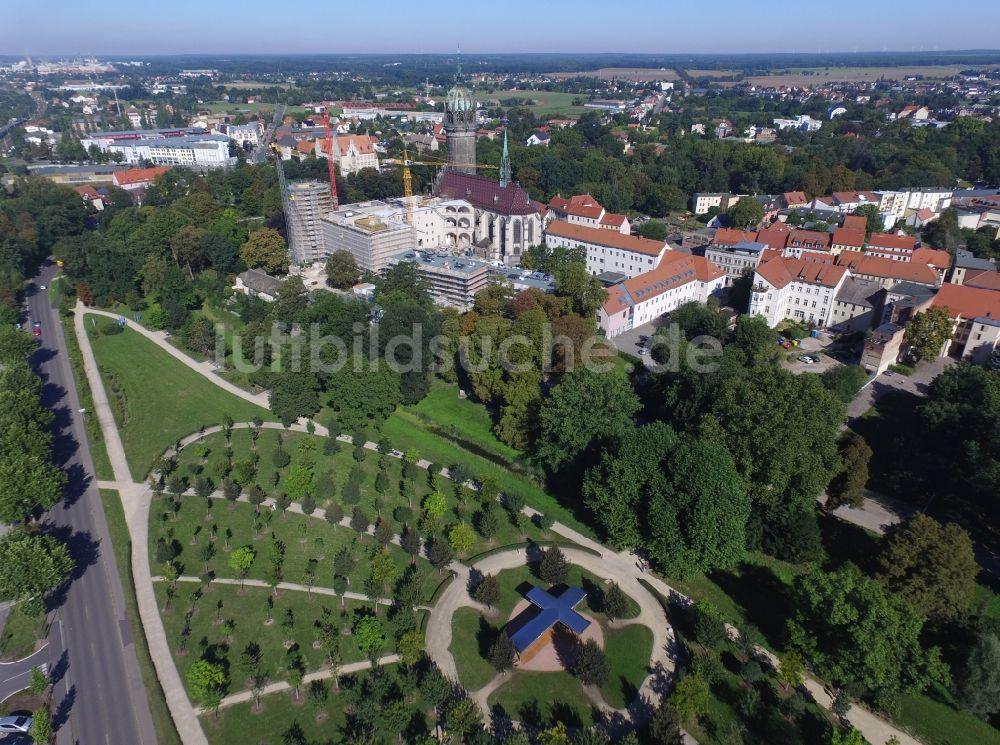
(3, 0, 1000, 56)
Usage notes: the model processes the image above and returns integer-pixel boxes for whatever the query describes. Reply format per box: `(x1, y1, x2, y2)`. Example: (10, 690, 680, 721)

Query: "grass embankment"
(0, 605, 42, 660)
(488, 670, 597, 727)
(100, 489, 183, 745)
(61, 314, 114, 481)
(84, 315, 274, 479)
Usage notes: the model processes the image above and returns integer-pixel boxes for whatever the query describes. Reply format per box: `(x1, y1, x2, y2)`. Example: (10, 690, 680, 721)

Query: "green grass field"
(482, 90, 589, 116)
(100, 489, 183, 745)
(450, 607, 498, 691)
(85, 315, 275, 479)
(200, 695, 346, 745)
(488, 670, 597, 727)
(62, 315, 114, 481)
(0, 604, 41, 660)
(602, 624, 653, 708)
(897, 685, 1000, 745)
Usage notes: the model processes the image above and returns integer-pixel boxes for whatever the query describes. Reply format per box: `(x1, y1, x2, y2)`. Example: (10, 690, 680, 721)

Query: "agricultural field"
(747, 64, 983, 86)
(544, 67, 680, 81)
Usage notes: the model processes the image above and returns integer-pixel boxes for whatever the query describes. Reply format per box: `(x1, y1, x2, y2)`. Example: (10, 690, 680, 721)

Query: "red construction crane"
(322, 109, 339, 209)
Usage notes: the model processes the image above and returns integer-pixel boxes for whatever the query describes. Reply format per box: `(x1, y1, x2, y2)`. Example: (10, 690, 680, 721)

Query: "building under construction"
(284, 180, 333, 265)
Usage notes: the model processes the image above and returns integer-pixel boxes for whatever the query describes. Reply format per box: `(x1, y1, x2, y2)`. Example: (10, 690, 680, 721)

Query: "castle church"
(433, 77, 542, 267)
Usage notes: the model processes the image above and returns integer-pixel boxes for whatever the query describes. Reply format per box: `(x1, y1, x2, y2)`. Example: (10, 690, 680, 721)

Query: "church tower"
(444, 68, 477, 174)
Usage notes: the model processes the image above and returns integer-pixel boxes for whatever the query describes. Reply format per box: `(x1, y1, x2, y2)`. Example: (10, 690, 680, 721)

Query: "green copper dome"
(446, 85, 474, 112)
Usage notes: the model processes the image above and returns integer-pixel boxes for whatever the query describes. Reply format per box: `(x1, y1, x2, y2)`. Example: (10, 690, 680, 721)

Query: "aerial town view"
(2, 3, 1000, 745)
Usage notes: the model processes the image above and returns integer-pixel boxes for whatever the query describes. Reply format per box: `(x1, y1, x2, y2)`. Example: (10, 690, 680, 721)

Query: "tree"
(877, 513, 977, 622)
(325, 250, 361, 289)
(448, 522, 476, 555)
(603, 583, 628, 621)
(428, 537, 453, 573)
(286, 654, 306, 701)
(853, 204, 882, 236)
(671, 674, 710, 723)
(639, 219, 668, 241)
(821, 365, 869, 404)
(727, 197, 765, 230)
(28, 666, 48, 696)
(240, 227, 288, 273)
(536, 369, 641, 471)
(353, 615, 386, 663)
(369, 548, 398, 596)
(553, 259, 607, 318)
(400, 525, 421, 563)
(473, 574, 501, 609)
(186, 659, 227, 710)
(776, 650, 805, 691)
(904, 307, 953, 362)
(647, 436, 750, 578)
(829, 727, 868, 745)
(474, 503, 500, 539)
(826, 431, 872, 510)
(228, 545, 256, 590)
(488, 633, 516, 673)
(30, 706, 51, 744)
(0, 530, 74, 616)
(787, 564, 949, 707)
(539, 546, 569, 585)
(648, 700, 683, 745)
(573, 638, 610, 686)
(445, 698, 482, 739)
(397, 629, 425, 667)
(956, 631, 1000, 718)
(269, 373, 320, 426)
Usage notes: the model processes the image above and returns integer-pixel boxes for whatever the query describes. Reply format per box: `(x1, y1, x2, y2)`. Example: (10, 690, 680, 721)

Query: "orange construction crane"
(322, 109, 339, 209)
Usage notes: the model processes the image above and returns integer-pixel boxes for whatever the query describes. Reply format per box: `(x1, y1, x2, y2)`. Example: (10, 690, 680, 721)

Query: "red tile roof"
(911, 247, 951, 271)
(868, 232, 918, 251)
(600, 212, 628, 228)
(931, 283, 1000, 320)
(548, 193, 604, 219)
(965, 271, 1000, 292)
(712, 228, 757, 246)
(602, 253, 723, 314)
(788, 229, 832, 249)
(841, 215, 868, 231)
(836, 253, 938, 285)
(434, 170, 538, 216)
(757, 257, 847, 289)
(783, 191, 808, 206)
(112, 166, 170, 186)
(335, 134, 375, 155)
(832, 228, 866, 248)
(74, 185, 101, 199)
(755, 224, 791, 249)
(545, 220, 666, 256)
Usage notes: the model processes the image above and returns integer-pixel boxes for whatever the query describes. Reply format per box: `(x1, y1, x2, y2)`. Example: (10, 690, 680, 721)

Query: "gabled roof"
(868, 232, 918, 251)
(435, 170, 537, 216)
(841, 215, 868, 231)
(835, 276, 884, 308)
(911, 247, 951, 271)
(965, 271, 1000, 292)
(602, 253, 723, 315)
(832, 227, 866, 248)
(713, 228, 758, 246)
(546, 220, 667, 256)
(788, 229, 832, 249)
(836, 253, 938, 285)
(756, 257, 847, 289)
(783, 191, 808, 206)
(931, 282, 1000, 320)
(600, 212, 628, 228)
(74, 185, 101, 199)
(335, 134, 376, 155)
(548, 193, 605, 219)
(954, 248, 997, 271)
(755, 224, 791, 249)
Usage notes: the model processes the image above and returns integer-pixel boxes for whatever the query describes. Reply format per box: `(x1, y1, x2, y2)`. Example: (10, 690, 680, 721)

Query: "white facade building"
(748, 257, 850, 327)
(545, 221, 669, 279)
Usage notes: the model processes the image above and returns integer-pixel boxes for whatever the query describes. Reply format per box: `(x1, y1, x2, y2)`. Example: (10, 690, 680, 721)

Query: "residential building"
(705, 240, 768, 287)
(546, 194, 629, 234)
(829, 276, 884, 332)
(545, 221, 669, 279)
(929, 283, 1000, 362)
(865, 232, 919, 259)
(73, 185, 105, 211)
(784, 229, 832, 258)
(691, 192, 744, 215)
(748, 257, 850, 327)
(861, 323, 906, 375)
(83, 128, 233, 168)
(835, 253, 940, 289)
(881, 282, 937, 325)
(222, 122, 264, 147)
(950, 248, 997, 285)
(286, 181, 333, 265)
(773, 115, 822, 131)
(321, 203, 414, 273)
(783, 191, 809, 209)
(235, 269, 283, 302)
(599, 253, 725, 337)
(831, 227, 866, 255)
(526, 131, 551, 146)
(112, 166, 171, 202)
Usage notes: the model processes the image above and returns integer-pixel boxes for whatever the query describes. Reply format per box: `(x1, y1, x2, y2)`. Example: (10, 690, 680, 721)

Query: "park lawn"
(486, 89, 591, 115)
(492, 564, 640, 623)
(172, 428, 554, 559)
(200, 695, 347, 745)
(601, 624, 653, 709)
(487, 670, 597, 728)
(100, 490, 183, 745)
(896, 684, 1000, 745)
(0, 604, 41, 660)
(380, 408, 595, 538)
(450, 607, 498, 691)
(85, 316, 275, 479)
(154, 582, 374, 698)
(405, 381, 522, 464)
(149, 495, 438, 601)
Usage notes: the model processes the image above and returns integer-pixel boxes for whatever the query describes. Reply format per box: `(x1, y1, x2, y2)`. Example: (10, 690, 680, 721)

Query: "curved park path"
(74, 303, 921, 745)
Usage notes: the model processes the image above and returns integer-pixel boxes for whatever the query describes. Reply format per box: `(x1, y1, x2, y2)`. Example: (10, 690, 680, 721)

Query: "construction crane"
(383, 149, 497, 225)
(322, 109, 340, 209)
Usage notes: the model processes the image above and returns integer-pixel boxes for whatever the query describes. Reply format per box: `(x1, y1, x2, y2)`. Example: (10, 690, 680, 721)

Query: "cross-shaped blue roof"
(508, 585, 591, 653)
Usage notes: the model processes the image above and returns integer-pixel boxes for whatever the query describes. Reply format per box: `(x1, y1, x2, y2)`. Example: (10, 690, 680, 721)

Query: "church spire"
(500, 127, 511, 188)
(456, 43, 462, 81)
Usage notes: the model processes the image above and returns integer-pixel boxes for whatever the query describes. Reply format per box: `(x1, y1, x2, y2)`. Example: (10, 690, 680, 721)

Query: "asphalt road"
(251, 102, 286, 163)
(24, 263, 157, 745)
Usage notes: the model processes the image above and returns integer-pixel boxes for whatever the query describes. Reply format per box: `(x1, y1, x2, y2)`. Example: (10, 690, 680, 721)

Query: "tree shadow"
(818, 514, 881, 574)
(475, 616, 499, 661)
(49, 649, 70, 687)
(709, 563, 793, 648)
(43, 527, 100, 611)
(52, 684, 76, 732)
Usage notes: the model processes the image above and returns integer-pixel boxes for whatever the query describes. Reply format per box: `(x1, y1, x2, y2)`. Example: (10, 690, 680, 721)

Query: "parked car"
(638, 347, 649, 356)
(798, 355, 817, 364)
(32, 327, 41, 338)
(0, 715, 32, 733)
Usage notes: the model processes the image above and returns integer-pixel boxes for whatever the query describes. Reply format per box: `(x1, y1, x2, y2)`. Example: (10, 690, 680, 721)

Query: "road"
(25, 263, 157, 745)
(251, 103, 286, 163)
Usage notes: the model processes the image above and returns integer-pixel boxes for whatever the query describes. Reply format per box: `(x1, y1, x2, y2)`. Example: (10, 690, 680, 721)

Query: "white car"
(0, 715, 32, 733)
(798, 355, 817, 364)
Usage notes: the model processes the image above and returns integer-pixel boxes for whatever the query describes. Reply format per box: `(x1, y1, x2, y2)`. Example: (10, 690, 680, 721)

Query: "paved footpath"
(77, 304, 923, 745)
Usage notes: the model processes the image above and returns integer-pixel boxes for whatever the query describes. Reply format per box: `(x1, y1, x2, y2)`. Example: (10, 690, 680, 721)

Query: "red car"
(32, 326, 41, 337)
